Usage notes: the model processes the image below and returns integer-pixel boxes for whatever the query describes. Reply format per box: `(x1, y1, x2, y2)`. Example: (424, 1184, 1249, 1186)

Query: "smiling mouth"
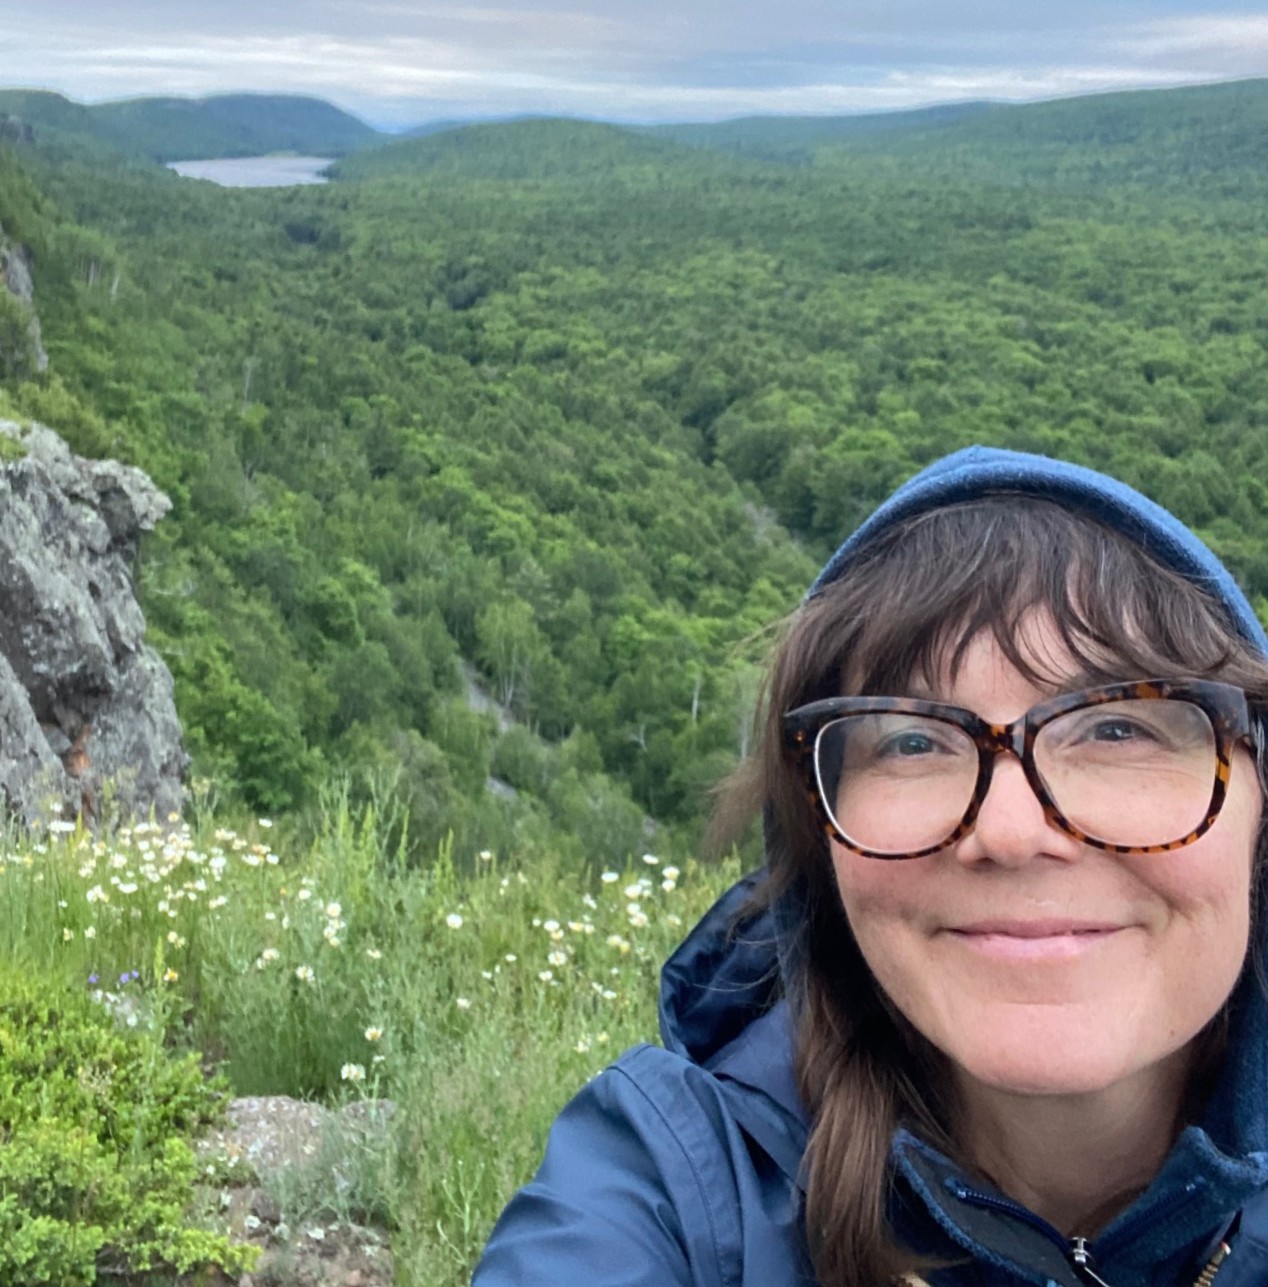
(945, 923, 1125, 960)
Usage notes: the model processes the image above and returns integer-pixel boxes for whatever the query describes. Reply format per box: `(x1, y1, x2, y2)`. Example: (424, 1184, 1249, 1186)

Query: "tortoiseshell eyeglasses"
(783, 679, 1258, 860)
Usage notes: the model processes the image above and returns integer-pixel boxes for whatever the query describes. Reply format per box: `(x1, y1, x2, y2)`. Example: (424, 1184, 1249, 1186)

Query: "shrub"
(0, 963, 256, 1285)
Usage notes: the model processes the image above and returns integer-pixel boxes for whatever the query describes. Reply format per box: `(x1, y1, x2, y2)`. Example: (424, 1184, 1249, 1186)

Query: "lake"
(166, 156, 334, 188)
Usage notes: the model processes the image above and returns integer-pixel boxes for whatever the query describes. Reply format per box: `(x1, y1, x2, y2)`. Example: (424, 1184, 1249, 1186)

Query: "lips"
(950, 920, 1123, 938)
(944, 920, 1127, 961)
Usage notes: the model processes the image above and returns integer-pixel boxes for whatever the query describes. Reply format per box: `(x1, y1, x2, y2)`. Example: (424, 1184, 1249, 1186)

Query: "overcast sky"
(5, 1, 1268, 130)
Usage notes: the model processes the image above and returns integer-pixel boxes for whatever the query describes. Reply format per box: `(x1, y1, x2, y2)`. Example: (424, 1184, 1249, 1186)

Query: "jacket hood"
(661, 445, 1268, 1175)
(810, 444, 1268, 653)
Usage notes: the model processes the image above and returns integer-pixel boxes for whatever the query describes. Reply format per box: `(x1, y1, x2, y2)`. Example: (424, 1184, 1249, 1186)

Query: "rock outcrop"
(0, 419, 186, 825)
(0, 221, 48, 375)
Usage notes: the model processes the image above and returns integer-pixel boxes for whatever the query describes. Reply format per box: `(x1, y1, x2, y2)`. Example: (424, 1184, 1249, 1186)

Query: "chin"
(938, 1016, 1171, 1101)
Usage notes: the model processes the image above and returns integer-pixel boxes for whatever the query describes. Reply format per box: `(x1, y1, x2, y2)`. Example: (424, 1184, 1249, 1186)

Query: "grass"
(0, 785, 743, 1286)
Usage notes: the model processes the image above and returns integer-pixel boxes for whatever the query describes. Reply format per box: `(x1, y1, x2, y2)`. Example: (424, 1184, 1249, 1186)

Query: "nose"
(952, 752, 1084, 867)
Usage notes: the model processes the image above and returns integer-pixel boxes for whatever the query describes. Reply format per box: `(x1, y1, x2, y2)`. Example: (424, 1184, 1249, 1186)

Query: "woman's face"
(830, 617, 1261, 1103)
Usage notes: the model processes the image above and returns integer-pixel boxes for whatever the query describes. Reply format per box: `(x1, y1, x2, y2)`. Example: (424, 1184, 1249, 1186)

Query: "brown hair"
(717, 494, 1268, 1287)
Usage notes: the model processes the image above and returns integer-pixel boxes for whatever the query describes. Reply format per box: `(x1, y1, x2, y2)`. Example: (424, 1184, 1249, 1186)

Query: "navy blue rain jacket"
(474, 448, 1268, 1287)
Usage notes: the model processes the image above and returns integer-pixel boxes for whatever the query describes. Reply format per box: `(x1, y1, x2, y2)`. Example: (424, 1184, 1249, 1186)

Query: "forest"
(3, 79, 1268, 868)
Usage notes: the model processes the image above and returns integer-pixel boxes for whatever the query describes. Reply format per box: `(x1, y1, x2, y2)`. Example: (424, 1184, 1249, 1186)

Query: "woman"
(473, 446, 1268, 1287)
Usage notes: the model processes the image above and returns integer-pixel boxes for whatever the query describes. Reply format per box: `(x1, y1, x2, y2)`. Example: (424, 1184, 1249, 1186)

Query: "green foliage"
(9, 80, 1268, 843)
(0, 289, 37, 382)
(0, 963, 253, 1285)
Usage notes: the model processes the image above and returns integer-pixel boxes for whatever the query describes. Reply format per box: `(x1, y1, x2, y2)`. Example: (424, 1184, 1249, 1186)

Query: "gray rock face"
(0, 419, 186, 825)
(0, 220, 49, 373)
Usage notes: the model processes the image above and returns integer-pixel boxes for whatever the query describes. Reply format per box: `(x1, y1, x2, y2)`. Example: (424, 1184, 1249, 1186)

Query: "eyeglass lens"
(815, 698, 1219, 855)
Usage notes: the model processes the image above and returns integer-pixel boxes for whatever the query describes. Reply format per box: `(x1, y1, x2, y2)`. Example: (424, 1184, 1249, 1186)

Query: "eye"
(879, 731, 940, 757)
(1082, 717, 1156, 744)
(872, 725, 962, 760)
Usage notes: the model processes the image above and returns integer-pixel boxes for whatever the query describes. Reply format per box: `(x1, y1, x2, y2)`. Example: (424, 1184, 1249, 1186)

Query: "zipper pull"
(1068, 1237, 1116, 1287)
(1193, 1239, 1231, 1287)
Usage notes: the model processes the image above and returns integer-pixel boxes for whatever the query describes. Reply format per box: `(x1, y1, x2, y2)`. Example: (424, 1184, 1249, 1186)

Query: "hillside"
(331, 117, 730, 181)
(0, 90, 381, 162)
(4, 79, 1268, 861)
(649, 101, 993, 161)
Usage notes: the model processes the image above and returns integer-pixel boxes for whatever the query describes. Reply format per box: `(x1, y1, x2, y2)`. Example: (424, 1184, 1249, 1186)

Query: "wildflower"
(543, 919, 560, 933)
(663, 865, 681, 881)
(575, 1039, 591, 1053)
(538, 970, 554, 983)
(324, 902, 342, 919)
(167, 931, 186, 948)
(478, 849, 493, 861)
(87, 973, 98, 985)
(48, 819, 76, 835)
(445, 913, 464, 929)
(548, 950, 568, 967)
(582, 893, 598, 910)
(264, 911, 276, 921)
(602, 989, 617, 1000)
(57, 899, 68, 909)
(662, 880, 677, 893)
(209, 895, 228, 909)
(600, 871, 619, 884)
(163, 968, 179, 982)
(295, 965, 316, 984)
(62, 927, 73, 941)
(666, 915, 683, 928)
(365, 1027, 383, 1042)
(642, 853, 659, 865)
(626, 902, 641, 917)
(568, 921, 585, 933)
(597, 1032, 610, 1044)
(86, 885, 108, 904)
(297, 888, 312, 901)
(83, 926, 96, 940)
(365, 948, 382, 960)
(623, 884, 642, 900)
(504, 953, 517, 963)
(482, 969, 494, 980)
(261, 947, 280, 962)
(455, 996, 472, 1010)
(258, 818, 273, 829)
(629, 912, 649, 929)
(340, 1063, 366, 1082)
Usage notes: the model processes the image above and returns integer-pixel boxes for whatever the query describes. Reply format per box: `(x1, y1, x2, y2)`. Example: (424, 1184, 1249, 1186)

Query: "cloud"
(3, 3, 1268, 126)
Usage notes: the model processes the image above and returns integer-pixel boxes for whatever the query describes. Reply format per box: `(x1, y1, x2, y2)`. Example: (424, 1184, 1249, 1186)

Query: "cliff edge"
(0, 419, 185, 825)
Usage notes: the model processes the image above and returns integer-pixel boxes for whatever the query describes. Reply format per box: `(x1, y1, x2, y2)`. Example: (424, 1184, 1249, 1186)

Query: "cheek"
(829, 843, 927, 982)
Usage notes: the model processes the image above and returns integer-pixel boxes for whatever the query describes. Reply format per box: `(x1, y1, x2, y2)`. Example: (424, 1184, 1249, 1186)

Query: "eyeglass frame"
(782, 678, 1258, 860)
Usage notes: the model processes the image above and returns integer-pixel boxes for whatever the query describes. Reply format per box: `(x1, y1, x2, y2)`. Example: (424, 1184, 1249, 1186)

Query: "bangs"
(792, 496, 1262, 709)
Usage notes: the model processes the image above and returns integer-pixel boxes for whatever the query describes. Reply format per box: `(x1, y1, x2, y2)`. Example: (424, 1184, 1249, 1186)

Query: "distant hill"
(796, 78, 1268, 195)
(647, 101, 994, 161)
(0, 90, 382, 162)
(331, 116, 721, 181)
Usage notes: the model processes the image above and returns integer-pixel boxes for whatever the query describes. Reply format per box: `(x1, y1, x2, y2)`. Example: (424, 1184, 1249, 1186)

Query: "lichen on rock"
(0, 418, 186, 825)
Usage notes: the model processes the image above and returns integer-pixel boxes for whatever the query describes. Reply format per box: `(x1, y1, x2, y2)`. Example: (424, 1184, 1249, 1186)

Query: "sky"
(5, 1, 1268, 130)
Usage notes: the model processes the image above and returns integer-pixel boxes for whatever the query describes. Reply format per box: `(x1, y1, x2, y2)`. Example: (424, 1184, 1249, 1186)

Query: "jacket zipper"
(951, 1182, 1231, 1287)
(948, 1183, 1113, 1287)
